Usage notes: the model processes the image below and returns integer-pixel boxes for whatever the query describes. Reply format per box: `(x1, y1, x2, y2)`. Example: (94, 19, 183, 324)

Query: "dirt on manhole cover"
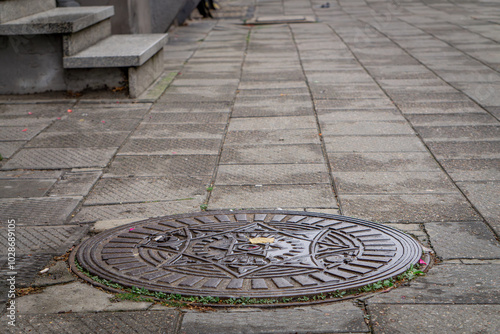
(72, 211, 422, 299)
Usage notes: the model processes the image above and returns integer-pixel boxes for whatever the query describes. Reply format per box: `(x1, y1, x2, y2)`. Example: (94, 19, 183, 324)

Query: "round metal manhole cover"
(73, 211, 422, 299)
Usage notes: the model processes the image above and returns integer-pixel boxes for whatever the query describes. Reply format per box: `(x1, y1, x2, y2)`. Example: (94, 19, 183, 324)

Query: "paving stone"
(406, 113, 498, 126)
(171, 78, 240, 87)
(160, 85, 238, 102)
(8, 310, 180, 334)
(48, 171, 102, 197)
(0, 103, 74, 116)
(144, 112, 229, 124)
(415, 125, 500, 140)
(15, 282, 153, 314)
(324, 136, 427, 152)
(232, 105, 313, 117)
(0, 179, 56, 198)
(150, 101, 232, 113)
(84, 176, 209, 205)
(332, 171, 457, 194)
(340, 194, 481, 222)
(458, 181, 500, 235)
(241, 70, 305, 82)
(46, 118, 142, 132)
(215, 164, 330, 185)
(228, 116, 316, 131)
(0, 254, 54, 288)
(321, 121, 416, 136)
(237, 81, 308, 90)
(72, 103, 152, 118)
(440, 159, 500, 181)
(220, 144, 324, 164)
(315, 98, 395, 110)
(0, 197, 82, 225)
(180, 302, 368, 334)
(0, 225, 88, 255)
(118, 138, 221, 155)
(426, 222, 500, 260)
(317, 109, 405, 122)
(426, 140, 500, 159)
(209, 184, 337, 209)
(106, 155, 217, 177)
(237, 87, 310, 97)
(0, 125, 49, 141)
(306, 70, 374, 84)
(1, 148, 117, 170)
(72, 198, 204, 223)
(369, 304, 500, 334)
(310, 84, 386, 99)
(397, 101, 486, 114)
(0, 170, 63, 179)
(32, 260, 76, 287)
(131, 123, 226, 139)
(329, 152, 442, 172)
(225, 129, 320, 145)
(454, 82, 500, 106)
(367, 263, 500, 304)
(0, 141, 25, 158)
(26, 131, 130, 148)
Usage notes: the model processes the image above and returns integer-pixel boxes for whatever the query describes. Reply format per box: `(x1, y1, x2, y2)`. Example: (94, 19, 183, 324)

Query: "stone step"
(63, 34, 169, 68)
(0, 6, 114, 35)
(0, 0, 56, 24)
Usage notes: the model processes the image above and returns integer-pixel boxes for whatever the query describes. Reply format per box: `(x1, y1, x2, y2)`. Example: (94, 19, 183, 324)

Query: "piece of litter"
(129, 228, 135, 231)
(255, 184, 263, 187)
(22, 128, 27, 132)
(249, 237, 275, 244)
(67, 109, 72, 113)
(39, 268, 49, 274)
(419, 259, 427, 265)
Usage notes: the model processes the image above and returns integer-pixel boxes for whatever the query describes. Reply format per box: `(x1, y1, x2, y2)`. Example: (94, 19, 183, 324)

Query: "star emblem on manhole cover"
(72, 211, 422, 299)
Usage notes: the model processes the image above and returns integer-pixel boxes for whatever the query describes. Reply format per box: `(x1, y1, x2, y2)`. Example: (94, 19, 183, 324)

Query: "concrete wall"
(78, 0, 152, 34)
(78, 0, 189, 34)
(0, 35, 66, 94)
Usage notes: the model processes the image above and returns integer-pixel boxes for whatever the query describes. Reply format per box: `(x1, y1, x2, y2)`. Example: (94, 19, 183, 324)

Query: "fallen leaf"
(249, 237, 274, 244)
(67, 109, 72, 113)
(419, 259, 427, 266)
(22, 128, 27, 132)
(28, 112, 32, 115)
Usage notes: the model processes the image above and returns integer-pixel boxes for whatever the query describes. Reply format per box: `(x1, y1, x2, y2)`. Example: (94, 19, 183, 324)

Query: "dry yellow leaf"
(248, 237, 275, 244)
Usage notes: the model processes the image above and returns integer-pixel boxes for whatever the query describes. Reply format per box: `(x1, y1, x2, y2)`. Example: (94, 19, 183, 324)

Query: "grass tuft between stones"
(74, 259, 425, 307)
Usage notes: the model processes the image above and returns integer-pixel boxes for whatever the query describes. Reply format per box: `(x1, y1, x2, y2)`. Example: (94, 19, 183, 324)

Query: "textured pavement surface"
(1, 0, 499, 333)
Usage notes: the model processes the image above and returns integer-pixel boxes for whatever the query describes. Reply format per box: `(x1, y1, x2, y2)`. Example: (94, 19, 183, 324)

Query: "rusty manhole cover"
(73, 211, 422, 299)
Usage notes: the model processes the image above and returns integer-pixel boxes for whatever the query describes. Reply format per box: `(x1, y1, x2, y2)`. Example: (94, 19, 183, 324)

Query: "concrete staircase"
(0, 0, 168, 98)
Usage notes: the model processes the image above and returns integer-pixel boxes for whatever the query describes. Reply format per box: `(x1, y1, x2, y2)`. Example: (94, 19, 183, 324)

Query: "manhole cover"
(73, 211, 422, 299)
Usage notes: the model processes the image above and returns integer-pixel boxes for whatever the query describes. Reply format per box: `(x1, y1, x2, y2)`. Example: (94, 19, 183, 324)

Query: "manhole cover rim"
(72, 210, 422, 299)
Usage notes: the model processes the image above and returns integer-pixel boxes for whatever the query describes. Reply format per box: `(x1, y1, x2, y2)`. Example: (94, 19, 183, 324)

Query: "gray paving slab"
(70, 104, 151, 118)
(406, 113, 498, 126)
(0, 225, 88, 255)
(415, 125, 500, 140)
(150, 102, 232, 113)
(144, 112, 229, 124)
(237, 81, 308, 90)
(225, 129, 320, 145)
(160, 85, 238, 102)
(332, 171, 457, 194)
(317, 110, 405, 122)
(215, 164, 330, 185)
(368, 304, 500, 334)
(425, 222, 500, 260)
(426, 140, 500, 159)
(72, 198, 204, 223)
(7, 310, 181, 334)
(328, 152, 442, 172)
(180, 302, 368, 334)
(0, 179, 56, 198)
(45, 118, 141, 132)
(0, 103, 73, 116)
(0, 197, 82, 225)
(220, 144, 324, 164)
(1, 148, 117, 170)
(396, 101, 486, 114)
(457, 181, 500, 235)
(340, 194, 481, 222)
(228, 116, 316, 131)
(131, 123, 225, 139)
(25, 131, 130, 148)
(105, 155, 217, 177)
(48, 171, 102, 197)
(237, 87, 310, 97)
(0, 124, 49, 141)
(366, 263, 500, 304)
(324, 136, 427, 152)
(118, 138, 221, 155)
(315, 98, 395, 110)
(84, 176, 209, 205)
(321, 121, 416, 136)
(209, 184, 337, 209)
(0, 141, 25, 158)
(0, 254, 54, 289)
(0, 170, 63, 179)
(440, 159, 500, 181)
(32, 261, 76, 287)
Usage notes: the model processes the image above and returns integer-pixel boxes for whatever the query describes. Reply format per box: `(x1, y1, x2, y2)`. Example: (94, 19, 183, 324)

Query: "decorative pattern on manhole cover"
(73, 211, 422, 298)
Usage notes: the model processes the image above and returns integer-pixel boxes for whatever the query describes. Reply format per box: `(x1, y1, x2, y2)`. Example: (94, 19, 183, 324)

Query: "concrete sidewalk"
(1, 0, 499, 332)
